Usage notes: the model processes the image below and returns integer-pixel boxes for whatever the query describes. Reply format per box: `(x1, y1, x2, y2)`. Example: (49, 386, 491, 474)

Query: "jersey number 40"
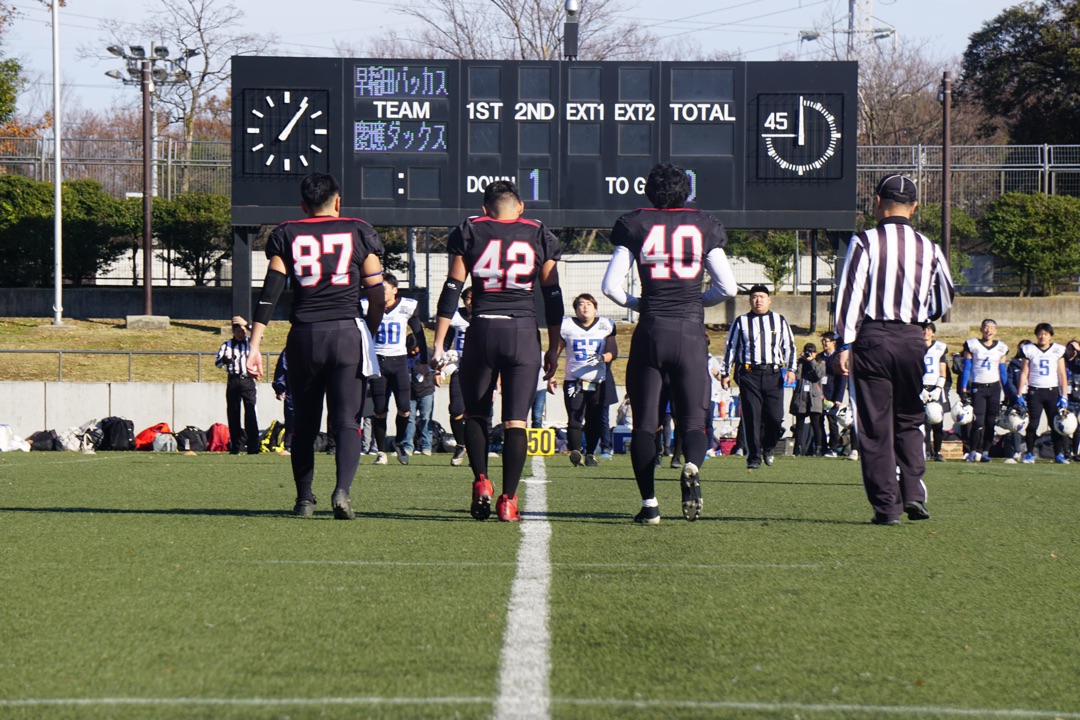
(473, 240, 536, 292)
(639, 225, 702, 280)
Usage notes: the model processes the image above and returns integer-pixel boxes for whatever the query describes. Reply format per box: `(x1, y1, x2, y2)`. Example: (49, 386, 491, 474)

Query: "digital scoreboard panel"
(232, 57, 857, 229)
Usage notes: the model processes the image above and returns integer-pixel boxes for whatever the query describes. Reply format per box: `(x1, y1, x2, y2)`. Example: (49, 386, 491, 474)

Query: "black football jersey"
(611, 207, 728, 321)
(447, 216, 562, 317)
(265, 216, 384, 324)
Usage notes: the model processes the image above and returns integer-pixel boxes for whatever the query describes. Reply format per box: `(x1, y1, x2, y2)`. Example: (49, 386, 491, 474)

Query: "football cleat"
(670, 457, 683, 469)
(374, 452, 388, 465)
(1022, 452, 1035, 464)
(331, 489, 354, 520)
(451, 446, 467, 466)
(680, 462, 702, 522)
(633, 506, 661, 525)
(584, 453, 599, 467)
(904, 500, 931, 521)
(569, 450, 584, 467)
(293, 497, 316, 517)
(471, 475, 494, 521)
(1054, 453, 1071, 464)
(496, 494, 520, 522)
(396, 444, 410, 465)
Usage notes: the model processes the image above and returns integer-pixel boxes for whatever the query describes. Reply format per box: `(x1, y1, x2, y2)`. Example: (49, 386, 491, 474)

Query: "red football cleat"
(471, 474, 494, 521)
(496, 493, 520, 522)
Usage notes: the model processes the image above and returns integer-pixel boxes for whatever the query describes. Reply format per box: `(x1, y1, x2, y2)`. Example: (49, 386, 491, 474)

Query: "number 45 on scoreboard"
(526, 428, 555, 456)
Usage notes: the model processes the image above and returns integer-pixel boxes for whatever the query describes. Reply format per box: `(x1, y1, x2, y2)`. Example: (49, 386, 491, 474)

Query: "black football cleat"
(569, 450, 584, 467)
(584, 453, 599, 467)
(903, 501, 931, 521)
(680, 462, 702, 522)
(633, 506, 660, 525)
(293, 497, 316, 517)
(331, 489, 355, 520)
(763, 453, 775, 466)
(870, 515, 902, 526)
(451, 446, 467, 466)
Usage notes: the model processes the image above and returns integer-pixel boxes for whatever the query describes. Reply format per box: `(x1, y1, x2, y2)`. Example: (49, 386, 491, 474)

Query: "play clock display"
(240, 88, 330, 175)
(755, 93, 844, 179)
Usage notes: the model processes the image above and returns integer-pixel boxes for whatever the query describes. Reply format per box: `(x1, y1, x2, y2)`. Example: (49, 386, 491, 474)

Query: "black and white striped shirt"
(215, 339, 251, 377)
(721, 311, 796, 375)
(834, 217, 954, 345)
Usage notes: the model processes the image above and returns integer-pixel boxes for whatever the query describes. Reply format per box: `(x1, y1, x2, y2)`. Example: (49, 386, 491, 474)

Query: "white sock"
(642, 497, 658, 508)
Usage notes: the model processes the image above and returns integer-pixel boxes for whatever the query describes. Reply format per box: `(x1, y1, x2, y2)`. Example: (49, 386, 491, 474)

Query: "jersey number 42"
(473, 240, 536, 292)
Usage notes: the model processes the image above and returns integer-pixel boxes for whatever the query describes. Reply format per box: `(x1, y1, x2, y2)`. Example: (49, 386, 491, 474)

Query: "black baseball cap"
(748, 284, 770, 296)
(875, 174, 918, 203)
(821, 331, 838, 341)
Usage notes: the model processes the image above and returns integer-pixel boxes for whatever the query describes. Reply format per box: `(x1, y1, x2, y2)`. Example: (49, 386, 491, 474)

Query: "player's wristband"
(436, 278, 464, 319)
(253, 269, 287, 326)
(542, 284, 563, 327)
(839, 343, 851, 351)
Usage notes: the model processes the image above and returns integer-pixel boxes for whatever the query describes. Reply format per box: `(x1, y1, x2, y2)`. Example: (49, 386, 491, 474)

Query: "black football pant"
(369, 354, 411, 451)
(736, 367, 784, 464)
(924, 421, 944, 457)
(286, 319, 367, 503)
(1025, 387, 1066, 457)
(625, 316, 709, 502)
(226, 375, 259, 454)
(564, 384, 604, 455)
(850, 320, 927, 521)
(969, 381, 1002, 456)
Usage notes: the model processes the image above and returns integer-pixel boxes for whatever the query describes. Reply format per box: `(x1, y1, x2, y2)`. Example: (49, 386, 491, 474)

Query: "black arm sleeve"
(436, 278, 464, 319)
(408, 312, 428, 363)
(542, 284, 563, 328)
(253, 270, 287, 326)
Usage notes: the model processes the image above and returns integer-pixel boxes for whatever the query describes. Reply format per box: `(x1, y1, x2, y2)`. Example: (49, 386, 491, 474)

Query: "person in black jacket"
(403, 334, 436, 455)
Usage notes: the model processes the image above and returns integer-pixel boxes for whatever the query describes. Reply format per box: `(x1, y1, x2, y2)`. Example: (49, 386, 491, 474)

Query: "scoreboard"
(231, 57, 857, 229)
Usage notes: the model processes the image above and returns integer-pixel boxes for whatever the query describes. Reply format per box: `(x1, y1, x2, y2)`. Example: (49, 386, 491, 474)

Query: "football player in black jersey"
(602, 163, 738, 524)
(432, 180, 564, 522)
(246, 173, 385, 520)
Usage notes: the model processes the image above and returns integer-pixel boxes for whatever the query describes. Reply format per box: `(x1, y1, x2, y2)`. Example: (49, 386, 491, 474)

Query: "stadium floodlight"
(153, 45, 170, 59)
(151, 66, 169, 83)
(104, 69, 123, 80)
(129, 45, 146, 59)
(106, 45, 125, 57)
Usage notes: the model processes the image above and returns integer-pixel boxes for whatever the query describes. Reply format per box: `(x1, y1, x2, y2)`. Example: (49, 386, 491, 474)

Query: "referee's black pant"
(735, 366, 785, 464)
(851, 321, 927, 521)
(226, 374, 259, 454)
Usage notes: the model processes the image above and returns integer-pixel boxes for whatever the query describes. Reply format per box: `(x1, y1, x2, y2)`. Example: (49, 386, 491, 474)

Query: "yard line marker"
(0, 697, 489, 708)
(255, 560, 822, 570)
(493, 456, 552, 720)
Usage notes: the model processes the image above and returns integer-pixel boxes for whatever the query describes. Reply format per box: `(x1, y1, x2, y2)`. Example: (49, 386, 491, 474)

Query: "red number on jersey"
(473, 239, 537, 291)
(639, 225, 703, 280)
(292, 232, 354, 287)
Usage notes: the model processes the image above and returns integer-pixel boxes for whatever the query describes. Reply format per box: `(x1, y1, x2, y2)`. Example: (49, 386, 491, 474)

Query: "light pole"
(939, 71, 952, 322)
(104, 43, 196, 317)
(563, 0, 579, 60)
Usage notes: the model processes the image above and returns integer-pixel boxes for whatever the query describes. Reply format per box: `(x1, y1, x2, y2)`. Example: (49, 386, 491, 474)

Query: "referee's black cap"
(748, 284, 770, 296)
(875, 174, 918, 203)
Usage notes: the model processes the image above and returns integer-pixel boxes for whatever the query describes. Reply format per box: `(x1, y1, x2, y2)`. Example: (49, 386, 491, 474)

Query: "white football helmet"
(436, 349, 460, 376)
(1001, 403, 1029, 433)
(1053, 410, 1078, 437)
(951, 402, 974, 426)
(835, 404, 854, 429)
(925, 401, 945, 425)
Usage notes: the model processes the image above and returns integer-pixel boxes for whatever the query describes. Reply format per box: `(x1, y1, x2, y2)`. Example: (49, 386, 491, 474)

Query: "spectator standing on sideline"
(362, 274, 428, 465)
(833, 174, 954, 525)
(437, 286, 472, 466)
(1017, 323, 1070, 464)
(246, 173, 385, 520)
(216, 317, 260, 455)
(921, 323, 949, 462)
(550, 293, 618, 467)
(602, 162, 738, 524)
(958, 319, 1009, 462)
(789, 342, 826, 456)
(271, 351, 293, 453)
(819, 331, 845, 456)
(720, 285, 796, 469)
(431, 180, 564, 523)
(403, 334, 436, 456)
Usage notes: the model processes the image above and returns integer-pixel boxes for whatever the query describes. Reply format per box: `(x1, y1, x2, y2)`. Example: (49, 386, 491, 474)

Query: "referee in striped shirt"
(721, 285, 796, 469)
(216, 316, 260, 455)
(833, 175, 954, 525)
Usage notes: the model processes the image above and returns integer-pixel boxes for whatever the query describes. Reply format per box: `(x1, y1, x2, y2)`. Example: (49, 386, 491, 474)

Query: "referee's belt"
(742, 363, 781, 373)
(862, 318, 926, 328)
(972, 381, 1000, 388)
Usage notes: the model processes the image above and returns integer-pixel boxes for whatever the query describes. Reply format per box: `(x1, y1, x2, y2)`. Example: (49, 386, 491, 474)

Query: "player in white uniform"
(551, 294, 618, 467)
(1017, 322, 1070, 463)
(360, 273, 427, 465)
(959, 319, 1009, 462)
(921, 322, 949, 462)
(437, 287, 472, 466)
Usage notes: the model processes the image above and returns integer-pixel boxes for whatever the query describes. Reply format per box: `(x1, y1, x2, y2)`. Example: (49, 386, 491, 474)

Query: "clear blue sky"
(9, 0, 1020, 118)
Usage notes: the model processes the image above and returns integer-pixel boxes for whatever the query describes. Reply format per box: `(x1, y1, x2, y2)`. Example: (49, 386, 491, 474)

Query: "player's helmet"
(436, 349, 460, 375)
(835, 405, 853, 429)
(925, 401, 945, 425)
(951, 402, 974, 426)
(1003, 403, 1029, 433)
(1053, 410, 1078, 437)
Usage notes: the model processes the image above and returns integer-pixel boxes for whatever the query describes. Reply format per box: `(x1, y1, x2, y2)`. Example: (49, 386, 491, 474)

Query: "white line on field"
(252, 561, 820, 569)
(0, 697, 1075, 718)
(493, 455, 552, 720)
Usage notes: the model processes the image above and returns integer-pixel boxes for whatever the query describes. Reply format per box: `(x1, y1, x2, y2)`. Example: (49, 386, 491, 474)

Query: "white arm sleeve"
(700, 248, 739, 307)
(601, 245, 640, 310)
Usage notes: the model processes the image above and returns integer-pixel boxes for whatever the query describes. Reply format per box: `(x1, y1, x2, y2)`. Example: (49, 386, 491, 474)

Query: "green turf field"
(1, 451, 1078, 719)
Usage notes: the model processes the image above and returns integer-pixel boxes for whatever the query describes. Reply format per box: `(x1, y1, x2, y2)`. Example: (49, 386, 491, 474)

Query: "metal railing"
(0, 349, 273, 382)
